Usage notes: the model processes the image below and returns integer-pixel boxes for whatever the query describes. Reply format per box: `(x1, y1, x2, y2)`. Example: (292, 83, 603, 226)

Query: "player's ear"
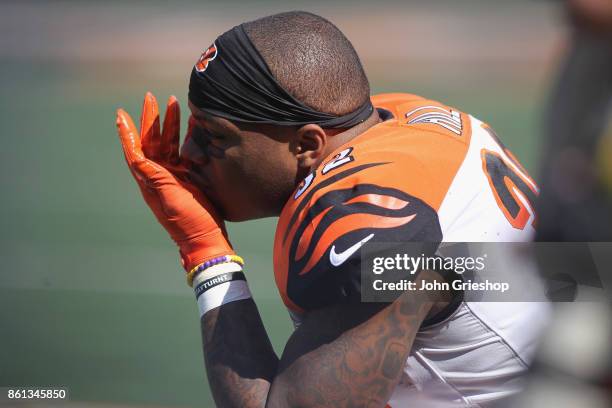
(294, 124, 327, 170)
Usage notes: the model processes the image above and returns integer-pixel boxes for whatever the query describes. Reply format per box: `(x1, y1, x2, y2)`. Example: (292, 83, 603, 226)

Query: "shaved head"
(243, 11, 371, 117)
(184, 12, 377, 221)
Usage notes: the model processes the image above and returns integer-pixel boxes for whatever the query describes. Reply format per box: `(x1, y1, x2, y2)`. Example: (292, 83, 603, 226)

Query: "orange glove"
(116, 92, 234, 283)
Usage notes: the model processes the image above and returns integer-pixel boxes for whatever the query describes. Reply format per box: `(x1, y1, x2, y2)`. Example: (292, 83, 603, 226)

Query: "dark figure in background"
(536, 0, 612, 241)
(525, 1, 612, 406)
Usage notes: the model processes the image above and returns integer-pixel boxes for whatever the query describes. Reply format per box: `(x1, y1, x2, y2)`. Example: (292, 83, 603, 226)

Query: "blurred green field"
(0, 1, 560, 407)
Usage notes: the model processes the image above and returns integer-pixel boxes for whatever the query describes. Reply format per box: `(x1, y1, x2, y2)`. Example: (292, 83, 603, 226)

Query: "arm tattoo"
(266, 274, 441, 408)
(200, 273, 444, 408)
(381, 341, 407, 380)
(201, 299, 279, 408)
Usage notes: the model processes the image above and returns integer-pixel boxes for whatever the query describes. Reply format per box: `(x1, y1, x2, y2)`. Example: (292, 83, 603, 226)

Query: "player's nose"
(180, 134, 210, 168)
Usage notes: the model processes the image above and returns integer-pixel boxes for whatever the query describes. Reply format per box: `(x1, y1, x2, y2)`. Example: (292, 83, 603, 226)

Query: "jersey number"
(481, 149, 538, 230)
(294, 148, 355, 200)
(322, 147, 354, 175)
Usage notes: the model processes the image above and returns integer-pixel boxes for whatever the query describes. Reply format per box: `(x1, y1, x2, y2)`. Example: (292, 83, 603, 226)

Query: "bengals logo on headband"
(195, 43, 217, 73)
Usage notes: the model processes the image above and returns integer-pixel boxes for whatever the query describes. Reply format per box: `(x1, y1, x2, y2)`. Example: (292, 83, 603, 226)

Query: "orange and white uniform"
(273, 93, 550, 407)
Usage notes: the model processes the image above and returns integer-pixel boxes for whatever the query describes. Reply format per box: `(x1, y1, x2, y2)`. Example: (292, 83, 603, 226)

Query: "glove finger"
(131, 158, 169, 187)
(161, 95, 181, 165)
(140, 92, 161, 160)
(183, 114, 197, 148)
(116, 108, 145, 166)
(116, 109, 165, 183)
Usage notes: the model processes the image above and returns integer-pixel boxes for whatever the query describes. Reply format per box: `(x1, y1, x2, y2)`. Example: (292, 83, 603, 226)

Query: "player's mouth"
(186, 167, 228, 216)
(187, 168, 215, 194)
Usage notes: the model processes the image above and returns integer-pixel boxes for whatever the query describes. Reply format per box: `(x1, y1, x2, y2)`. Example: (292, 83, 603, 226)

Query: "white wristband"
(193, 262, 252, 317)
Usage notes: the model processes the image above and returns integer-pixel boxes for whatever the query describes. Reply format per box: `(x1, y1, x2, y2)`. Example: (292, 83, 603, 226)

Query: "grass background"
(0, 1, 564, 406)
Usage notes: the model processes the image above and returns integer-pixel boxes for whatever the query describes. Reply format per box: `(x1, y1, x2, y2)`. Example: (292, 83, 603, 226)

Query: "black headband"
(188, 24, 373, 128)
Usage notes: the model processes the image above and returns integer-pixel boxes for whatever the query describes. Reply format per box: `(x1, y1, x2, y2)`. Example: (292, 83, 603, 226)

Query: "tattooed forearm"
(381, 341, 408, 380)
(201, 298, 279, 408)
(199, 272, 446, 408)
(267, 272, 445, 408)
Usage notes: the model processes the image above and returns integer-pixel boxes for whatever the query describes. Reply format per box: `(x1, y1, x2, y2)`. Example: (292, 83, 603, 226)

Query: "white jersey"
(390, 107, 550, 407)
(274, 93, 551, 407)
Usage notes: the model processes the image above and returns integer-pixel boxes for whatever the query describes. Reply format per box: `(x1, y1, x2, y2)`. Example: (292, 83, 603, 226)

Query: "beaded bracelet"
(187, 254, 245, 286)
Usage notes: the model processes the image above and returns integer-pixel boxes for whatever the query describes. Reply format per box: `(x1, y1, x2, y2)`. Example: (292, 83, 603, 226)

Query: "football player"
(116, 11, 550, 407)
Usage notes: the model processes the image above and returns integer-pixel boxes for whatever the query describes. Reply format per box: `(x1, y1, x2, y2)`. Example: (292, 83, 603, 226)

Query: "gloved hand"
(116, 92, 234, 284)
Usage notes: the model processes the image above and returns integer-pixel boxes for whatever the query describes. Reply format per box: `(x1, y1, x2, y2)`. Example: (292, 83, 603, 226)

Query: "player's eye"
(192, 125, 225, 159)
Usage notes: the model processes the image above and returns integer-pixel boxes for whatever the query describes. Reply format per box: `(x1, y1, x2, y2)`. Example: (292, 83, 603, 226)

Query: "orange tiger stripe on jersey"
(274, 93, 473, 312)
(298, 212, 417, 276)
(344, 194, 410, 209)
(295, 206, 333, 260)
(295, 193, 413, 268)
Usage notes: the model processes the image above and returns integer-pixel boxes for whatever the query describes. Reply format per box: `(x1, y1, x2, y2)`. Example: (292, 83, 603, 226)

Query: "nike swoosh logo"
(329, 233, 375, 267)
